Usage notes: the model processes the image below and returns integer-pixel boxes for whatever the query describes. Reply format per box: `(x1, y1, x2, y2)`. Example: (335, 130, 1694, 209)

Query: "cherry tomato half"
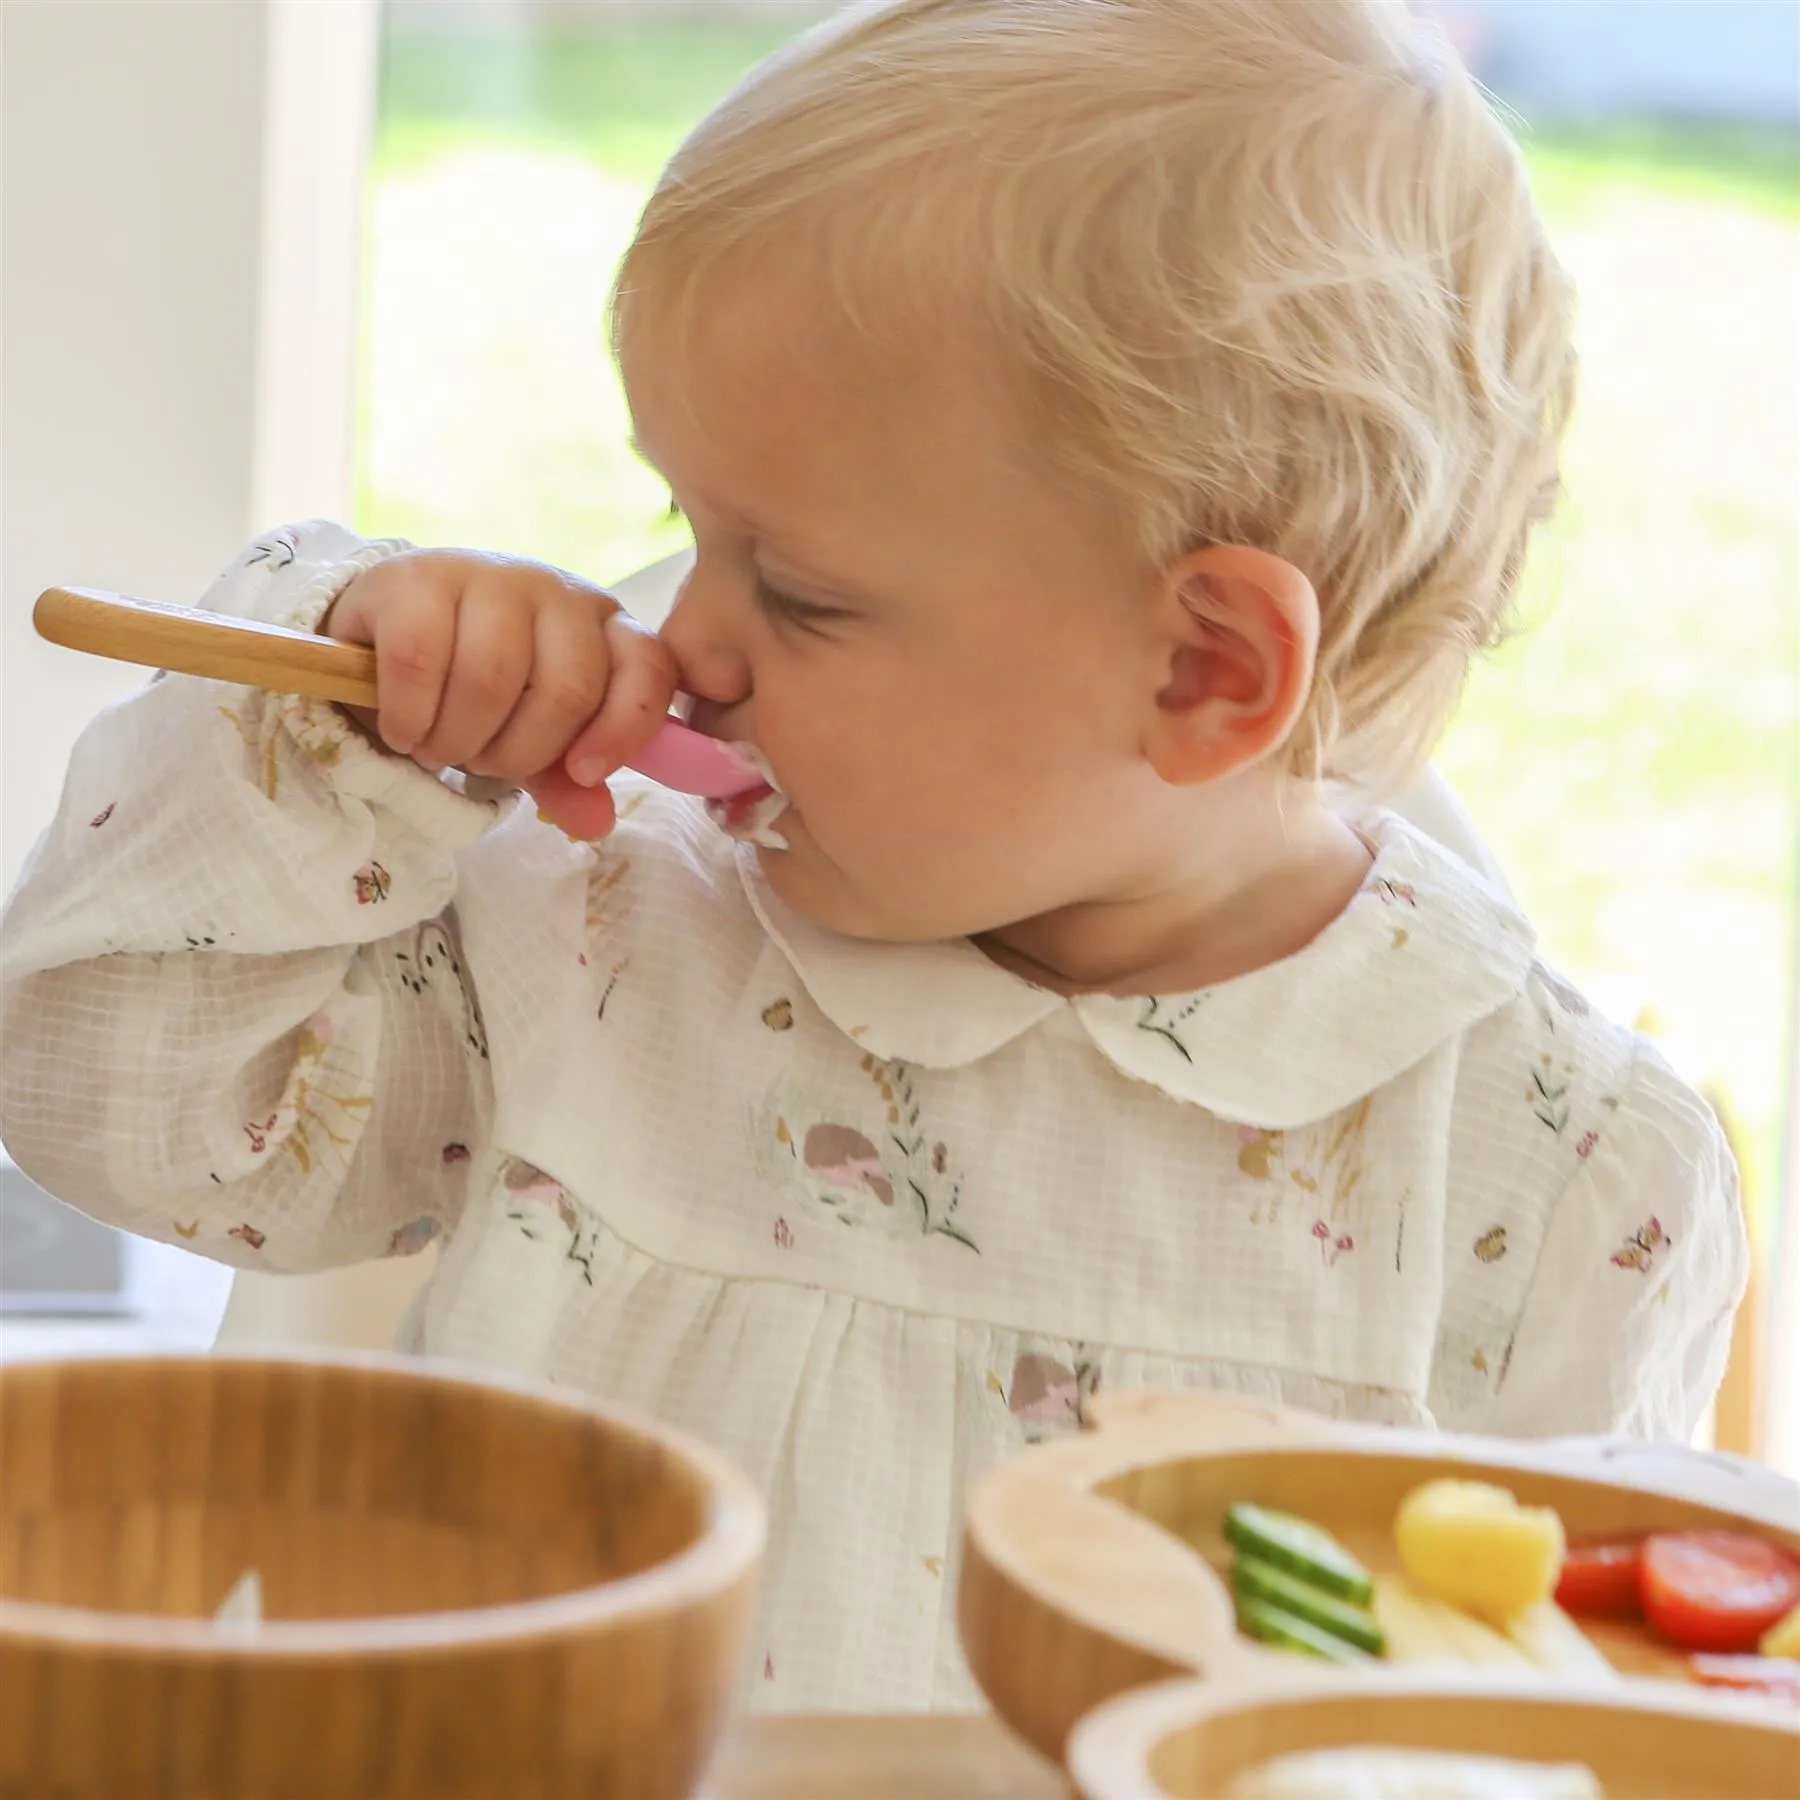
(1639, 1533, 1800, 1654)
(1555, 1539, 1643, 1618)
(1690, 1654, 1800, 1707)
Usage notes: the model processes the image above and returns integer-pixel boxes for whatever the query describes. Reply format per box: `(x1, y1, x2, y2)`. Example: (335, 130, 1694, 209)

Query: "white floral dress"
(0, 523, 1749, 1713)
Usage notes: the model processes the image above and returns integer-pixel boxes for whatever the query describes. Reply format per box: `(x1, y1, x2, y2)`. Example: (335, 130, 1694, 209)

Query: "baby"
(0, 0, 1748, 1713)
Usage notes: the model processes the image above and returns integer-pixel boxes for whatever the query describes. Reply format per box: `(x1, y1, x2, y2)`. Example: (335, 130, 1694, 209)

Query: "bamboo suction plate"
(1066, 1668, 1800, 1800)
(0, 1353, 764, 1799)
(958, 1391, 1800, 1770)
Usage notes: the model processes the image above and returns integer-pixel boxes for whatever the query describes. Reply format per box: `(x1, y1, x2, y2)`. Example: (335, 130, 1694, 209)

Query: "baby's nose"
(658, 578, 753, 711)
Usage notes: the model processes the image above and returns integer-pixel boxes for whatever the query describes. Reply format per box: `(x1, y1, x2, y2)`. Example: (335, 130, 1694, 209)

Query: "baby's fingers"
(523, 763, 619, 842)
(466, 596, 610, 782)
(331, 567, 457, 757)
(413, 587, 535, 773)
(563, 613, 680, 787)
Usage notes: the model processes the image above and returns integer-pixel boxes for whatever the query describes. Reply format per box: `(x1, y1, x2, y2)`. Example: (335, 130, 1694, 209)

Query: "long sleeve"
(0, 522, 504, 1271)
(1435, 1035, 1750, 1441)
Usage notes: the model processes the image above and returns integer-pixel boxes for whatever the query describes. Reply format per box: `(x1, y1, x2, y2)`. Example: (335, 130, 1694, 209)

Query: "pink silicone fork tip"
(625, 717, 771, 799)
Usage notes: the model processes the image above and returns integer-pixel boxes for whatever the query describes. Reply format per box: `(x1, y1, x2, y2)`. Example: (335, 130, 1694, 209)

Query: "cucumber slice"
(1224, 1502, 1374, 1605)
(1236, 1593, 1374, 1663)
(1233, 1554, 1386, 1654)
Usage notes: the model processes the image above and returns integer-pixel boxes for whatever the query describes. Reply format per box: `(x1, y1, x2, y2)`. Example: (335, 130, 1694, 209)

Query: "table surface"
(706, 1714, 1066, 1799)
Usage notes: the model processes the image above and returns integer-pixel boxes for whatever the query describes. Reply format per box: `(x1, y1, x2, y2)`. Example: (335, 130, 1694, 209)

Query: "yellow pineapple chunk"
(1394, 1479, 1565, 1625)
(1763, 1599, 1800, 1660)
(1373, 1574, 1533, 1666)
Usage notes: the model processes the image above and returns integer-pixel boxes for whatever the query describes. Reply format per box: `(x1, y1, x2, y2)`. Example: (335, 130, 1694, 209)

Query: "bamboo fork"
(33, 585, 380, 709)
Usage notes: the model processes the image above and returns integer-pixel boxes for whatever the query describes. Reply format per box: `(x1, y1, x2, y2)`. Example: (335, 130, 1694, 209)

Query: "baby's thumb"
(523, 762, 618, 841)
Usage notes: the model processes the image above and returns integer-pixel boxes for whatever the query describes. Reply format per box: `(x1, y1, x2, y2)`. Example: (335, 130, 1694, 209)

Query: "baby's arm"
(0, 524, 500, 1271)
(1433, 1034, 1749, 1442)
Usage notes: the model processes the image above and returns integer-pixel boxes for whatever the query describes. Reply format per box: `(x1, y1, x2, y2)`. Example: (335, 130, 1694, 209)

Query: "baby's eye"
(754, 576, 849, 637)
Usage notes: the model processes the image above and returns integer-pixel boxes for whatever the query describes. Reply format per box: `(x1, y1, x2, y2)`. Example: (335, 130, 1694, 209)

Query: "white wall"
(1, 0, 374, 896)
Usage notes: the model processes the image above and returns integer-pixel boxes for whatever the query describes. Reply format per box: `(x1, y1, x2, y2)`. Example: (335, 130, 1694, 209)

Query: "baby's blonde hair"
(615, 0, 1576, 786)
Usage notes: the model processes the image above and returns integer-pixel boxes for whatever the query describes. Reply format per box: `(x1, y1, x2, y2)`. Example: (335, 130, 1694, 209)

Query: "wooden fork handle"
(33, 586, 380, 710)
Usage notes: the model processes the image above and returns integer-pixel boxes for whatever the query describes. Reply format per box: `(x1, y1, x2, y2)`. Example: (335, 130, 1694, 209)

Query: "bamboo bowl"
(959, 1391, 1800, 1765)
(0, 1352, 764, 1799)
(1066, 1669, 1800, 1799)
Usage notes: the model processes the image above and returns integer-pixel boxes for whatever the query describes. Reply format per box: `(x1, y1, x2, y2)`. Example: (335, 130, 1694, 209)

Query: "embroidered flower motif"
(394, 921, 488, 1059)
(1576, 1130, 1600, 1160)
(1134, 994, 1206, 1062)
(1237, 1126, 1282, 1181)
(503, 1159, 597, 1283)
(999, 1349, 1101, 1439)
(244, 529, 298, 570)
(773, 1217, 793, 1250)
(352, 862, 391, 905)
(441, 1142, 471, 1165)
(1474, 1226, 1508, 1263)
(173, 1219, 200, 1239)
(1251, 1100, 1373, 1238)
(243, 1113, 278, 1155)
(1529, 1060, 1571, 1133)
(89, 802, 116, 828)
(1612, 1216, 1671, 1275)
(1009, 1353, 1082, 1425)
(216, 694, 283, 799)
(1311, 1220, 1354, 1266)
(597, 961, 627, 1022)
(228, 1222, 265, 1251)
(586, 847, 634, 938)
(1369, 878, 1417, 907)
(803, 1123, 893, 1207)
(260, 1013, 373, 1178)
(755, 1061, 978, 1250)
(762, 998, 794, 1031)
(505, 1160, 578, 1232)
(387, 1216, 442, 1257)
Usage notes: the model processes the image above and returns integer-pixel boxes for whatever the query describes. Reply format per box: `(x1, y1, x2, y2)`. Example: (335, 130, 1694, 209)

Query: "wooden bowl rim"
(959, 1391, 1800, 1764)
(0, 1349, 765, 1658)
(967, 1392, 1800, 1672)
(1065, 1668, 1800, 1799)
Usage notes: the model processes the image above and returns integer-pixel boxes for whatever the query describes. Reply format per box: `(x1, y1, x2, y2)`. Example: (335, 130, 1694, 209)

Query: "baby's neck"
(977, 784, 1373, 997)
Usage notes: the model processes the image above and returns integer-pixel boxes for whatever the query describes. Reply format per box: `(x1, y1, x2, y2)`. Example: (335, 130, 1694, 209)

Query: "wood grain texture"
(0, 1353, 763, 1798)
(959, 1390, 1800, 1766)
(33, 586, 379, 708)
(1067, 1670, 1800, 1800)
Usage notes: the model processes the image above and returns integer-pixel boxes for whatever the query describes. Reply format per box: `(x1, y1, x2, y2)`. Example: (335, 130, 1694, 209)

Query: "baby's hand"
(324, 550, 677, 839)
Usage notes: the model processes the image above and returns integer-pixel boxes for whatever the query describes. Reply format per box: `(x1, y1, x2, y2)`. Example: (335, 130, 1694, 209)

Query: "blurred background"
(3, 0, 1796, 1469)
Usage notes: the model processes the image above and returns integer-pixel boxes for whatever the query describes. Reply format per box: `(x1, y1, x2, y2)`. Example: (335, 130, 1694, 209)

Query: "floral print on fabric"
(753, 1055, 978, 1251)
(502, 1157, 601, 1285)
(1238, 1097, 1374, 1252)
(988, 1346, 1101, 1443)
(391, 919, 489, 1062)
(223, 1011, 374, 1186)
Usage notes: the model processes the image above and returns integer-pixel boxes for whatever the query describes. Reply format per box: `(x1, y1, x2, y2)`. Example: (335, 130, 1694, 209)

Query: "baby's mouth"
(705, 744, 790, 850)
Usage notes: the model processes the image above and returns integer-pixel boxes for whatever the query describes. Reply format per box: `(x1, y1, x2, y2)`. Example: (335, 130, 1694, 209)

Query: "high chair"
(208, 551, 1619, 1387)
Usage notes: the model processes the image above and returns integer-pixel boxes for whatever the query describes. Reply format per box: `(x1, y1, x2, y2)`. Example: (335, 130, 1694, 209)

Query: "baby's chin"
(752, 833, 990, 945)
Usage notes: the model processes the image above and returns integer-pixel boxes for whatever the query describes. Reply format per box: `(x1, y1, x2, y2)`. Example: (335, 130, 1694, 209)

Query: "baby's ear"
(1142, 544, 1320, 786)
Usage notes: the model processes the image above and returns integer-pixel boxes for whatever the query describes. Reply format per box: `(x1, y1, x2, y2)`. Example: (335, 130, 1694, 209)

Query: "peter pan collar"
(737, 812, 1537, 1130)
